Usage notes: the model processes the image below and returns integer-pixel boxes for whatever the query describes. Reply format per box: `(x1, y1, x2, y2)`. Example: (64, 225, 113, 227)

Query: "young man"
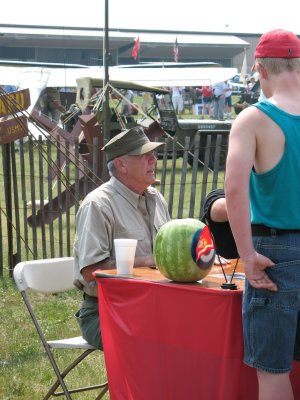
(73, 126, 170, 349)
(225, 29, 300, 400)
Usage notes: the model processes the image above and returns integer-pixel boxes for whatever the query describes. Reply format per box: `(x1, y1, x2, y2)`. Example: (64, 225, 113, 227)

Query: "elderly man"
(74, 126, 171, 349)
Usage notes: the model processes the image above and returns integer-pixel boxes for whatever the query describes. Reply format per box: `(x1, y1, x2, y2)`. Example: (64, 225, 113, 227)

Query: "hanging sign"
(0, 88, 31, 118)
(0, 115, 28, 144)
(0, 88, 30, 144)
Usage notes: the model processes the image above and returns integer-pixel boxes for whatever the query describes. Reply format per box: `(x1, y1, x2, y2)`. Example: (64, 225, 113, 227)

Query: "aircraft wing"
(0, 65, 102, 88)
(109, 66, 238, 87)
(0, 65, 238, 89)
(0, 66, 23, 86)
(46, 65, 239, 87)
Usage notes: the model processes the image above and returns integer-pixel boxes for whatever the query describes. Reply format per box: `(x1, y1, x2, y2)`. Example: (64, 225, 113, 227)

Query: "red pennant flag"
(132, 36, 140, 60)
(195, 225, 215, 269)
(173, 37, 179, 63)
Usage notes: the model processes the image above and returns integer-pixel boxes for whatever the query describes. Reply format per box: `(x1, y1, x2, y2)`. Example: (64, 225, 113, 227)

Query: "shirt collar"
(110, 176, 155, 208)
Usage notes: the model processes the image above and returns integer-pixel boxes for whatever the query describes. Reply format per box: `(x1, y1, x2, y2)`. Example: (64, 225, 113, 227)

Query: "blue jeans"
(243, 233, 300, 373)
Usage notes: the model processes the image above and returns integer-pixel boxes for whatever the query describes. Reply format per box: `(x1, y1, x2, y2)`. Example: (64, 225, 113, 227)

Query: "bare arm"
(225, 108, 256, 259)
(210, 198, 228, 222)
(225, 107, 277, 291)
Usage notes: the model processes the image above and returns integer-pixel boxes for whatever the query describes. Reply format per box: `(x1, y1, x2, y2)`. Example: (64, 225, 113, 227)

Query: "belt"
(83, 293, 98, 303)
(251, 224, 300, 236)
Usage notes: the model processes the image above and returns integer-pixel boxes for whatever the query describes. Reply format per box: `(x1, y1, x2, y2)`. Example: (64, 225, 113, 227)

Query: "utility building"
(0, 24, 260, 74)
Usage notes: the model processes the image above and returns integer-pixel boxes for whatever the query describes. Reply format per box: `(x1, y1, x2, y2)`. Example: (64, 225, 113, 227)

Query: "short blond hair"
(256, 57, 300, 74)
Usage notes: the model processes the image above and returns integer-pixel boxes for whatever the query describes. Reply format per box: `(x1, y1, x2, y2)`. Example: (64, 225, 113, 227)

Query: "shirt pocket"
(154, 222, 165, 234)
(115, 228, 144, 241)
(116, 228, 152, 256)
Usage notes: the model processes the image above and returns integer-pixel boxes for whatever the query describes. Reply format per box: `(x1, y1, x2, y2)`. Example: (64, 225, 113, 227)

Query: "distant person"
(193, 87, 202, 115)
(141, 91, 151, 113)
(39, 87, 65, 122)
(121, 89, 134, 115)
(225, 29, 300, 400)
(224, 80, 233, 119)
(172, 86, 184, 117)
(212, 82, 226, 120)
(200, 86, 213, 118)
(247, 76, 256, 93)
(182, 86, 193, 113)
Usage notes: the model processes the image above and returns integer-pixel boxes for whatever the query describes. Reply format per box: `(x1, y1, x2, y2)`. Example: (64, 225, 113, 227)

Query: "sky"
(1, 0, 300, 35)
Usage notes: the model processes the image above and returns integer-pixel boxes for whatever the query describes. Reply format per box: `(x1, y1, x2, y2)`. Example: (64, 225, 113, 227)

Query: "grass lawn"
(0, 277, 108, 400)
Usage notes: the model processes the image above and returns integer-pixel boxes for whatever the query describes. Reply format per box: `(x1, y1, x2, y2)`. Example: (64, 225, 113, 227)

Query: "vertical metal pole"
(102, 0, 110, 182)
(103, 0, 110, 142)
(3, 143, 14, 275)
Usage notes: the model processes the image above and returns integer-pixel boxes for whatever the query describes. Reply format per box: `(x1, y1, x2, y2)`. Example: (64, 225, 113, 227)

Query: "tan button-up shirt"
(74, 176, 170, 297)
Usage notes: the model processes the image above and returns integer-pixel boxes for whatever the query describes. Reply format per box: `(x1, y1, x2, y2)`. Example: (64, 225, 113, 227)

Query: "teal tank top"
(250, 100, 300, 228)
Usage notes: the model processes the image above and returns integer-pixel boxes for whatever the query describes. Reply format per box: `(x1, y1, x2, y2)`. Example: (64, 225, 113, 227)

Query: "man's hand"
(134, 255, 156, 268)
(82, 255, 156, 282)
(214, 255, 230, 266)
(243, 252, 278, 291)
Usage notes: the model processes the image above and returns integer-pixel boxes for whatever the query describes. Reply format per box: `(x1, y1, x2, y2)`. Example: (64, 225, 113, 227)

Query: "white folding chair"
(13, 257, 108, 400)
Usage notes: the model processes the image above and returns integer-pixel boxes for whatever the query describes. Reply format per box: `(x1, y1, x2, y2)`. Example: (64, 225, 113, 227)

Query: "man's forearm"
(82, 254, 156, 281)
(225, 186, 255, 260)
(82, 258, 116, 282)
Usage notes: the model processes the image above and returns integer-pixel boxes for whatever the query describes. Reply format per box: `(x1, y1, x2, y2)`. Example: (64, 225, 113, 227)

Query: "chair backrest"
(13, 257, 75, 293)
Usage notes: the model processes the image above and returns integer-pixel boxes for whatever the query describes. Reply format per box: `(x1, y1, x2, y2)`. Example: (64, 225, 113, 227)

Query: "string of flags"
(131, 36, 179, 62)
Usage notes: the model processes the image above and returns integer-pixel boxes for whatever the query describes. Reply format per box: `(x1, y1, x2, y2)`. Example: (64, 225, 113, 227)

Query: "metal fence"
(0, 133, 227, 277)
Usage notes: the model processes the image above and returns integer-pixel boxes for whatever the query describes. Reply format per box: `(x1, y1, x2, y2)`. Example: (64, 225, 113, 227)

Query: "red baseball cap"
(251, 29, 300, 71)
(255, 29, 300, 59)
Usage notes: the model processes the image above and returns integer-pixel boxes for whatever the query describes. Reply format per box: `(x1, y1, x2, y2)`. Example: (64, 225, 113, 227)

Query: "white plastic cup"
(114, 239, 137, 275)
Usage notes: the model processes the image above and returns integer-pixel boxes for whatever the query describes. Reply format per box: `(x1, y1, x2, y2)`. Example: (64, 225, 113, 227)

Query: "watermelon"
(154, 218, 215, 283)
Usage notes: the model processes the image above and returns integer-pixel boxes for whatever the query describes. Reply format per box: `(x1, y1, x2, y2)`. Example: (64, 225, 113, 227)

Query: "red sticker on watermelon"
(193, 225, 215, 270)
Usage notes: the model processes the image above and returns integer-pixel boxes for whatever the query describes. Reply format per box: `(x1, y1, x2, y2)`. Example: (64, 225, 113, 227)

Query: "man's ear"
(256, 63, 267, 80)
(114, 157, 127, 172)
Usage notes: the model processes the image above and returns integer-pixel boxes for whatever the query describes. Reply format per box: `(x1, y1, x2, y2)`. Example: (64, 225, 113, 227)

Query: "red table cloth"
(96, 275, 300, 400)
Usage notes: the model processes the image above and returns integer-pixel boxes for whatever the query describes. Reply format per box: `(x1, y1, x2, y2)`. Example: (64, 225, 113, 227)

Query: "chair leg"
(94, 383, 109, 400)
(53, 382, 108, 398)
(43, 349, 108, 399)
